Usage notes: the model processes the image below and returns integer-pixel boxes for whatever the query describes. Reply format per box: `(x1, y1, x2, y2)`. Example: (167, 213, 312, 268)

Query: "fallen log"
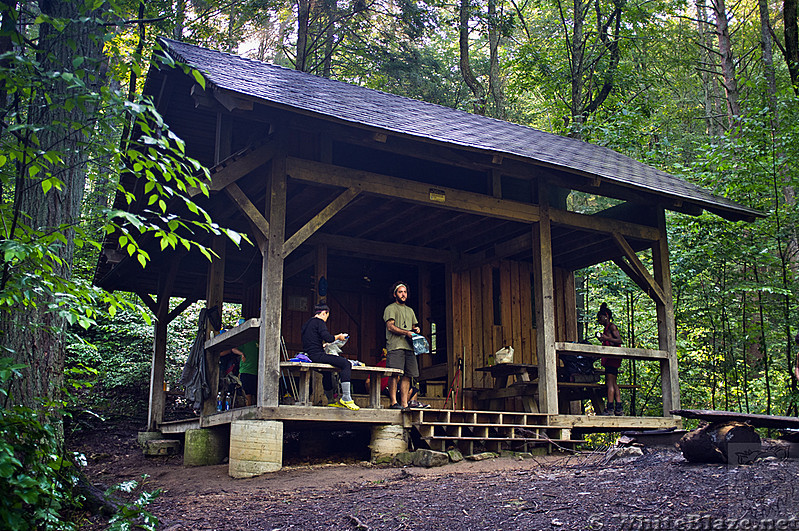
(676, 421, 761, 464)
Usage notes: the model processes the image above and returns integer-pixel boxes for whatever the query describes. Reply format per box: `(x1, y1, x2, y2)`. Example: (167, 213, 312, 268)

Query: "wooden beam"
(533, 182, 558, 415)
(137, 292, 157, 314)
(284, 250, 316, 280)
(213, 87, 255, 112)
(305, 232, 450, 263)
(550, 208, 660, 241)
(214, 112, 232, 166)
(282, 188, 360, 257)
(225, 182, 269, 252)
(188, 140, 276, 197)
(146, 263, 179, 431)
(612, 257, 653, 296)
(286, 157, 541, 224)
(202, 236, 226, 417)
(258, 154, 287, 408)
(167, 297, 197, 323)
(555, 342, 669, 360)
(612, 232, 666, 305)
(652, 209, 679, 415)
(454, 232, 533, 272)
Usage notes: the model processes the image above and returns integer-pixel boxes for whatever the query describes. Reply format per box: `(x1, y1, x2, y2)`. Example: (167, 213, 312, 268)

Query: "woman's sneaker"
(338, 399, 360, 411)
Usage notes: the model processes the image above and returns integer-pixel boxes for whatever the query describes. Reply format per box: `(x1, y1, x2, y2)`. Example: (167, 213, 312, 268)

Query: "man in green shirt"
(383, 281, 420, 410)
(238, 340, 258, 406)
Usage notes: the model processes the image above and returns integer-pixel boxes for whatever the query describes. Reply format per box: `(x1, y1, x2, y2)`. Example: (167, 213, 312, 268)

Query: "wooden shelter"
(94, 38, 763, 444)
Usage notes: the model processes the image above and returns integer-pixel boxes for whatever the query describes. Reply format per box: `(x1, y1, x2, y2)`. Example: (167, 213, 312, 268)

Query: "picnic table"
(476, 363, 540, 413)
(280, 361, 403, 409)
(476, 362, 640, 414)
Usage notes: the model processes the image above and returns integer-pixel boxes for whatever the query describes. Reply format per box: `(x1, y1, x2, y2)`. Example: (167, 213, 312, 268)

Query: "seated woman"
(301, 303, 359, 411)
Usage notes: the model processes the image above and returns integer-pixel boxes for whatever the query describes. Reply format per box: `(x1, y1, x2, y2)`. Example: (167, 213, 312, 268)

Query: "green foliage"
(0, 357, 78, 530)
(105, 476, 161, 531)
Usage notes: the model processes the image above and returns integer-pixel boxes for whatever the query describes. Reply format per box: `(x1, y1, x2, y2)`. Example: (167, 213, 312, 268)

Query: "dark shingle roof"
(159, 38, 762, 222)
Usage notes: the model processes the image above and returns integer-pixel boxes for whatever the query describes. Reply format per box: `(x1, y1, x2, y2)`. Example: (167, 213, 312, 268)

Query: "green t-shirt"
(238, 341, 258, 375)
(383, 302, 417, 352)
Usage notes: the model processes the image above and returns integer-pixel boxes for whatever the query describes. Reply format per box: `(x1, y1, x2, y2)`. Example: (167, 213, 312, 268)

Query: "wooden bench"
(558, 381, 641, 413)
(475, 380, 641, 414)
(280, 362, 403, 409)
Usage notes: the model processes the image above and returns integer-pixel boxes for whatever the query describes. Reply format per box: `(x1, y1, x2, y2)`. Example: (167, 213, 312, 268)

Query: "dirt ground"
(70, 418, 799, 530)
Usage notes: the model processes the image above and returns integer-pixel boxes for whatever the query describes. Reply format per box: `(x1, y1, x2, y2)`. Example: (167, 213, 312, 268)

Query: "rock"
(467, 452, 498, 461)
(137, 431, 163, 448)
(144, 439, 181, 456)
(447, 449, 464, 463)
(391, 451, 415, 467)
(606, 446, 644, 461)
(412, 449, 449, 467)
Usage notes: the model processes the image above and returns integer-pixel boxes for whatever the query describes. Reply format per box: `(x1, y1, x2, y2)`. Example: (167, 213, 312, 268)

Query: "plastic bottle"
(217, 392, 223, 411)
(225, 393, 231, 411)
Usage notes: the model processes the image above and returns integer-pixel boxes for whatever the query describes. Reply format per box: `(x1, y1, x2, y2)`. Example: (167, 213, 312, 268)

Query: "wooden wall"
(451, 260, 536, 390)
(451, 261, 577, 393)
(279, 284, 386, 366)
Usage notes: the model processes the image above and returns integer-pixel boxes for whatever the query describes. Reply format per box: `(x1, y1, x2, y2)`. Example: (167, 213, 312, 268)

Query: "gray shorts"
(386, 349, 419, 378)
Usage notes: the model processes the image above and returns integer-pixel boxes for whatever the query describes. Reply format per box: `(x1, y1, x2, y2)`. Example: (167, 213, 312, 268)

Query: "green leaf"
(191, 69, 206, 90)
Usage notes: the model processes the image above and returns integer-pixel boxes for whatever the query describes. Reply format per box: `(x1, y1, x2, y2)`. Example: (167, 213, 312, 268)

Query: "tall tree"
(0, 0, 105, 409)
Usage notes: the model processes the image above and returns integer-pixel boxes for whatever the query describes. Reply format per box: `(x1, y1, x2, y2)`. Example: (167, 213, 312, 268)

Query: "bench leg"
(299, 372, 311, 406)
(590, 389, 604, 414)
(368, 374, 380, 409)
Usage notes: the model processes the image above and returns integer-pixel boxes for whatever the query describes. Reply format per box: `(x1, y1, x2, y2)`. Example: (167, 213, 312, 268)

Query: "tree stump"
(677, 421, 761, 463)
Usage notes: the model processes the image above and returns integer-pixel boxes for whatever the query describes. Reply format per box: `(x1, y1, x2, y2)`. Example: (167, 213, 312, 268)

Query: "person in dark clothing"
(596, 302, 623, 416)
(301, 303, 359, 410)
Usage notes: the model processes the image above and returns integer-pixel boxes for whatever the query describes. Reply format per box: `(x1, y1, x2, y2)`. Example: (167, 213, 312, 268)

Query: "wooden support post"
(445, 260, 456, 398)
(418, 266, 432, 370)
(147, 315, 168, 431)
(652, 209, 680, 415)
(533, 183, 558, 415)
(258, 155, 287, 408)
(146, 260, 180, 431)
(312, 243, 328, 405)
(202, 236, 226, 416)
(315, 244, 327, 303)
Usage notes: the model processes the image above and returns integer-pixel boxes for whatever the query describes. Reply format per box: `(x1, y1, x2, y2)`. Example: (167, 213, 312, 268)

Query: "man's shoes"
(599, 408, 614, 416)
(614, 403, 624, 416)
(389, 403, 404, 410)
(408, 400, 430, 409)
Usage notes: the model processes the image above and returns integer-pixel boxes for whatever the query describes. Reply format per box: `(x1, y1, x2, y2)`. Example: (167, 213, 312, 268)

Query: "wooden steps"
(409, 409, 583, 454)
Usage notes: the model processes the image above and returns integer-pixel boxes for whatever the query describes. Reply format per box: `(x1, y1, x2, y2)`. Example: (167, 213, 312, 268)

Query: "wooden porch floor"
(159, 405, 681, 452)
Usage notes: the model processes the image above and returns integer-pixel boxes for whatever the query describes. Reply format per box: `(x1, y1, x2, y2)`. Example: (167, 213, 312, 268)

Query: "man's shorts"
(386, 349, 419, 378)
(603, 365, 619, 376)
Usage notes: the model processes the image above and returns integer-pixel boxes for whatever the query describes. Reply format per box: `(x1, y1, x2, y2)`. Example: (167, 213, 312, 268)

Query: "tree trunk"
(296, 0, 312, 71)
(568, 0, 588, 137)
(173, 0, 186, 40)
(696, 0, 723, 136)
(459, 0, 486, 115)
(677, 421, 761, 463)
(784, 0, 799, 94)
(712, 0, 741, 126)
(0, 0, 103, 409)
(487, 0, 505, 119)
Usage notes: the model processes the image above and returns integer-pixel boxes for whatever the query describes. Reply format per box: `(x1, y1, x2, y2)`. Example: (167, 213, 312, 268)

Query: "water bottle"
(225, 393, 231, 410)
(217, 392, 223, 411)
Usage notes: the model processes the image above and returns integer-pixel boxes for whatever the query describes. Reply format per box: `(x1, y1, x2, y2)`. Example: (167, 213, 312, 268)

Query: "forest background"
(0, 0, 798, 526)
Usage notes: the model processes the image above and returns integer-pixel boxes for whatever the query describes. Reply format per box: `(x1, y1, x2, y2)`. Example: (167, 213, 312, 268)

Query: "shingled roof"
(159, 38, 762, 222)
